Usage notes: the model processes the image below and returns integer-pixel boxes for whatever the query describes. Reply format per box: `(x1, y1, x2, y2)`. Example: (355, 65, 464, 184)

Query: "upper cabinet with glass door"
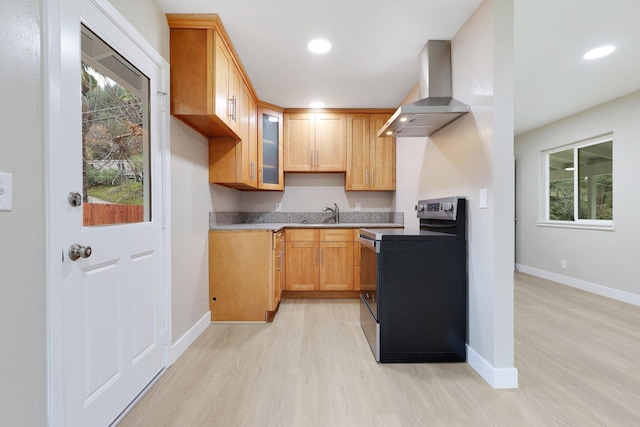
(258, 106, 284, 190)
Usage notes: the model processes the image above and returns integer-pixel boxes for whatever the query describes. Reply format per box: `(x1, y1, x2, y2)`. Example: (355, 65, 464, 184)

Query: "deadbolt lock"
(68, 192, 82, 207)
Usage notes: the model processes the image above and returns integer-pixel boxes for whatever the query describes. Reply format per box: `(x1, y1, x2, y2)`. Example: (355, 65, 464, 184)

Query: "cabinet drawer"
(320, 229, 352, 241)
(286, 228, 319, 242)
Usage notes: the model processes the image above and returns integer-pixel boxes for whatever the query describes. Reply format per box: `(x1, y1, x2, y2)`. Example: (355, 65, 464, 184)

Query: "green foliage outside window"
(547, 139, 612, 222)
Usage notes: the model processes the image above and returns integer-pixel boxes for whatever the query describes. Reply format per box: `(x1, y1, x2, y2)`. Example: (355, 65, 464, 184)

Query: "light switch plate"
(479, 188, 488, 209)
(355, 203, 361, 212)
(0, 172, 13, 211)
(275, 202, 282, 212)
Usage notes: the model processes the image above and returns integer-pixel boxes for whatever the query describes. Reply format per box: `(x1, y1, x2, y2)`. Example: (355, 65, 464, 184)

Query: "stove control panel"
(416, 197, 462, 220)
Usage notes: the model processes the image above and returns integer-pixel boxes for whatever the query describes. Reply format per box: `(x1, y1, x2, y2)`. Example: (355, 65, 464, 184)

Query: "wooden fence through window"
(83, 203, 144, 226)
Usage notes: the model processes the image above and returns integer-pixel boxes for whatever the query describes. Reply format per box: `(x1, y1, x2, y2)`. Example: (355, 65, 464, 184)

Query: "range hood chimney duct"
(377, 40, 470, 138)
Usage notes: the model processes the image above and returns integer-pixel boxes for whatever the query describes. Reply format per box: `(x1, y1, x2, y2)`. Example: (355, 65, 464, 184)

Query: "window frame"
(538, 134, 614, 231)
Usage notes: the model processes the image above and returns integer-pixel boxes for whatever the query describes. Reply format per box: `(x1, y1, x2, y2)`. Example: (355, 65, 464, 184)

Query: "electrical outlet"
(0, 172, 13, 211)
(275, 202, 282, 212)
(561, 259, 567, 270)
(355, 203, 361, 212)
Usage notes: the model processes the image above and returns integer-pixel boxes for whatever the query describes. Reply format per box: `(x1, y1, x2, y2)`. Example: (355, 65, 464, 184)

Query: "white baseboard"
(170, 311, 210, 365)
(467, 345, 518, 389)
(516, 264, 640, 307)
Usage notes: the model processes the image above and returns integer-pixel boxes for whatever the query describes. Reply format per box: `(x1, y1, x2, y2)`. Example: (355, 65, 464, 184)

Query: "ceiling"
(157, 0, 640, 136)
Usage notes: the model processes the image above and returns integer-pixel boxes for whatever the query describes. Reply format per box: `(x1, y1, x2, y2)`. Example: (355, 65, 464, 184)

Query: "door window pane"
(81, 25, 150, 226)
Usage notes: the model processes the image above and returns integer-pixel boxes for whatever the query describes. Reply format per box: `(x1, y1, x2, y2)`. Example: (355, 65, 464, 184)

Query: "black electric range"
(358, 196, 467, 363)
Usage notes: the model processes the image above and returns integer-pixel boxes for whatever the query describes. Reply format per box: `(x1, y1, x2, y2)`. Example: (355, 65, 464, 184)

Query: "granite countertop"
(210, 222, 403, 232)
(209, 211, 404, 232)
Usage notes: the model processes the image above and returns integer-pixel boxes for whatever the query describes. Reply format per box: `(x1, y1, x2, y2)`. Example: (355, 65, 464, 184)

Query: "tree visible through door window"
(81, 24, 150, 226)
(546, 136, 613, 223)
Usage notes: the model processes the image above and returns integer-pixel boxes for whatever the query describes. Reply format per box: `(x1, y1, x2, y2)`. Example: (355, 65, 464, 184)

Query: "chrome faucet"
(323, 203, 340, 223)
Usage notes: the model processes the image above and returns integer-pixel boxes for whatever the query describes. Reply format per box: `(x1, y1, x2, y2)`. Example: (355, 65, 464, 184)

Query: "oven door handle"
(359, 235, 380, 253)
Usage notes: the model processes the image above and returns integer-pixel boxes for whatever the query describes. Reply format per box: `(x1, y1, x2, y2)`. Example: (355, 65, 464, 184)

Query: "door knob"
(69, 243, 92, 261)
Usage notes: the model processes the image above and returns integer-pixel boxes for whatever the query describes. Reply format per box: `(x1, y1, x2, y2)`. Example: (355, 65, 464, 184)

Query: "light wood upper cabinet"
(168, 14, 251, 140)
(284, 114, 314, 171)
(369, 114, 396, 190)
(243, 86, 259, 188)
(346, 113, 396, 190)
(346, 114, 370, 190)
(208, 81, 258, 190)
(214, 34, 242, 136)
(284, 113, 347, 172)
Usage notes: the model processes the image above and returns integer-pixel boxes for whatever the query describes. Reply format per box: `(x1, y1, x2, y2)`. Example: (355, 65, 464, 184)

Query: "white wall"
(169, 120, 212, 340)
(0, 1, 46, 425)
(108, 0, 169, 58)
(393, 0, 517, 387)
(211, 182, 243, 211)
(515, 90, 640, 303)
(239, 173, 393, 212)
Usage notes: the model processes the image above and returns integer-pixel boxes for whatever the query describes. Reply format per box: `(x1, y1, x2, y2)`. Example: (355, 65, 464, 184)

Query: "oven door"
(358, 234, 379, 321)
(359, 233, 380, 360)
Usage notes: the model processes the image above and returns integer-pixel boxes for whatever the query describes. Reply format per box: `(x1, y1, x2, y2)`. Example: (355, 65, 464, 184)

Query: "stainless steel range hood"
(378, 40, 470, 138)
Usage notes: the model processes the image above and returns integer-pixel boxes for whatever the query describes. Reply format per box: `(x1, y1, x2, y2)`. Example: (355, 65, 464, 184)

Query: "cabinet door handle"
(315, 248, 319, 265)
(228, 96, 237, 122)
(371, 170, 375, 187)
(233, 96, 237, 122)
(260, 168, 263, 184)
(310, 151, 313, 169)
(317, 150, 320, 168)
(321, 248, 324, 265)
(365, 169, 369, 186)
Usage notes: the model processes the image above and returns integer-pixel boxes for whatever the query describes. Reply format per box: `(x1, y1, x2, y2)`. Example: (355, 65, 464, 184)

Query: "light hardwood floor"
(119, 273, 640, 426)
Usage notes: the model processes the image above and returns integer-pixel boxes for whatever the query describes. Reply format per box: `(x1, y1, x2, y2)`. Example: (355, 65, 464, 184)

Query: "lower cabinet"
(285, 229, 354, 291)
(272, 230, 285, 309)
(209, 230, 283, 321)
(352, 229, 361, 291)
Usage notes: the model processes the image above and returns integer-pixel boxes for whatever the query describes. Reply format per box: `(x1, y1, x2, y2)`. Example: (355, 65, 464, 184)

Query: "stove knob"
(443, 202, 453, 211)
(415, 204, 425, 212)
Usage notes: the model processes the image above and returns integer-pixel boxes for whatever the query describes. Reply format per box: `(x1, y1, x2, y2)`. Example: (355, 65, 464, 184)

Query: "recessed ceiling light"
(307, 39, 331, 54)
(583, 45, 616, 60)
(309, 101, 325, 108)
(400, 117, 408, 122)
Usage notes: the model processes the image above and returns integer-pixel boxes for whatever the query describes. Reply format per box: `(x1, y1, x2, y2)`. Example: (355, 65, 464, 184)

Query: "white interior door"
(48, 1, 168, 425)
